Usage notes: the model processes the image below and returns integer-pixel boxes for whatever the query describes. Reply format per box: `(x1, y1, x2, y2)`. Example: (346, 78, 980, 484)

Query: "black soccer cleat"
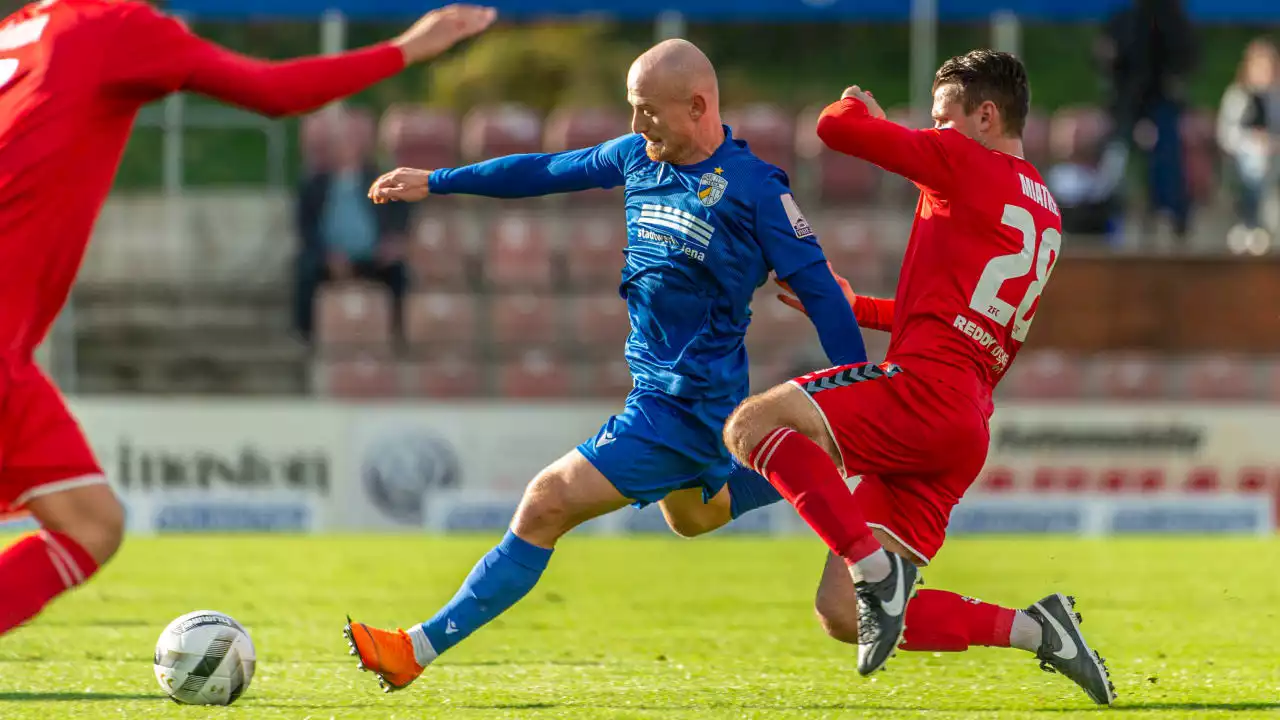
(854, 552, 920, 676)
(1025, 593, 1117, 705)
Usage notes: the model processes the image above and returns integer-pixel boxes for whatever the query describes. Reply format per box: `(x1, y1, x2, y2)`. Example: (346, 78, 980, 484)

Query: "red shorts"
(790, 361, 990, 563)
(0, 363, 105, 521)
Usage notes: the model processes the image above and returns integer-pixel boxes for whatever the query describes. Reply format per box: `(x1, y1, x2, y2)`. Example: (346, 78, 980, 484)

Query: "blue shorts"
(577, 386, 744, 507)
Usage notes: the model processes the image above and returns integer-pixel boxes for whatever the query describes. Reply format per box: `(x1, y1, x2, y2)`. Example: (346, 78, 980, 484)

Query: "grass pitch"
(1, 535, 1278, 719)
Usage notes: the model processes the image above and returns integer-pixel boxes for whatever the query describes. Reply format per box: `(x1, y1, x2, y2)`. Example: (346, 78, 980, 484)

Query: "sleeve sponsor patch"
(780, 193, 814, 239)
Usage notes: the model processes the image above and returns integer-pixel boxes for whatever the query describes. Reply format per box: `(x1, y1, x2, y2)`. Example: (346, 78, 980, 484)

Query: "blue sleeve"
(753, 179, 828, 280)
(785, 262, 869, 366)
(428, 134, 638, 198)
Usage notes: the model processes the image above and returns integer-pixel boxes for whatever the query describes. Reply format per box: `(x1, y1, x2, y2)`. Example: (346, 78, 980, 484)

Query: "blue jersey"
(430, 127, 863, 400)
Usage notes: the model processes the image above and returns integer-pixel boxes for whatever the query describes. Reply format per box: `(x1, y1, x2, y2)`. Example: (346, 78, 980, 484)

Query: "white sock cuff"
(406, 624, 439, 667)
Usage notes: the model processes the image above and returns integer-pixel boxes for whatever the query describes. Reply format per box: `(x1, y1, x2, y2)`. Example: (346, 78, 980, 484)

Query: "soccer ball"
(153, 610, 256, 705)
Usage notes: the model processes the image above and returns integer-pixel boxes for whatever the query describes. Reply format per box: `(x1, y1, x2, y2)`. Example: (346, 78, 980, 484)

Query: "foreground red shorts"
(0, 363, 105, 521)
(789, 361, 990, 563)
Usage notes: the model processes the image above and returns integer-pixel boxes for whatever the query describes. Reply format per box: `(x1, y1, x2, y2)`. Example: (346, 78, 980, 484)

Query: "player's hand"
(394, 4, 498, 65)
(369, 168, 432, 204)
(840, 86, 886, 120)
(774, 262, 856, 315)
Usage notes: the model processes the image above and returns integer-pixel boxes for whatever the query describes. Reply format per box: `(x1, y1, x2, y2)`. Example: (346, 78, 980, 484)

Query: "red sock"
(0, 530, 100, 636)
(900, 589, 1017, 652)
(749, 427, 881, 564)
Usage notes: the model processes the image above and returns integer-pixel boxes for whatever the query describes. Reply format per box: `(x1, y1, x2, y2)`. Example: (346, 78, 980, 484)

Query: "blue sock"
(410, 530, 552, 662)
(727, 462, 783, 519)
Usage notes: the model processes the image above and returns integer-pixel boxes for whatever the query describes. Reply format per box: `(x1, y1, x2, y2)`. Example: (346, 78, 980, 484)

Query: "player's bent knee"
(28, 483, 125, 566)
(511, 469, 575, 544)
(725, 383, 834, 463)
(723, 394, 774, 462)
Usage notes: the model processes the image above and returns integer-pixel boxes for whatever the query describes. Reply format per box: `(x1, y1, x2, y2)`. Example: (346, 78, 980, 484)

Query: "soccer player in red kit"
(724, 51, 1116, 704)
(0, 0, 495, 639)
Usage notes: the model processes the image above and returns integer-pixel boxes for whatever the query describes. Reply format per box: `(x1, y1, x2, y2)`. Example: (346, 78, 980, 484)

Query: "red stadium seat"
(314, 281, 394, 352)
(497, 351, 572, 398)
(1094, 354, 1167, 400)
(544, 107, 629, 204)
(379, 104, 459, 170)
(1099, 468, 1166, 493)
(724, 104, 796, 176)
(565, 212, 625, 290)
(1003, 351, 1086, 400)
(407, 356, 484, 398)
(1182, 355, 1255, 400)
(746, 288, 816, 363)
(403, 293, 478, 353)
(977, 467, 1016, 493)
(490, 294, 560, 352)
(1185, 467, 1222, 493)
(797, 105, 881, 205)
(461, 104, 543, 161)
(408, 214, 470, 289)
(1238, 467, 1272, 493)
(483, 213, 555, 290)
(1031, 467, 1089, 493)
(569, 293, 630, 356)
(314, 356, 398, 398)
(814, 213, 885, 289)
(582, 359, 634, 398)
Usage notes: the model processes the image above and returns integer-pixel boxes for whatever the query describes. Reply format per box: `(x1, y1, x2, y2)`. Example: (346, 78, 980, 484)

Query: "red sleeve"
(853, 295, 894, 333)
(102, 3, 405, 117)
(815, 98, 957, 195)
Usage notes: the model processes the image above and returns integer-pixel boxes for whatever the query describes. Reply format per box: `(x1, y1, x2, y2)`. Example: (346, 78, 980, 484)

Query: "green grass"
(1, 535, 1278, 718)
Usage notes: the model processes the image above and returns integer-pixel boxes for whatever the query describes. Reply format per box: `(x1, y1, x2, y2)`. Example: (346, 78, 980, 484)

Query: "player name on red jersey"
(1018, 173, 1060, 217)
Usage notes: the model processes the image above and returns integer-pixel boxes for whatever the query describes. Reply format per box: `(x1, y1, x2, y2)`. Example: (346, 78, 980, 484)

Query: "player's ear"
(689, 93, 706, 121)
(981, 100, 1000, 133)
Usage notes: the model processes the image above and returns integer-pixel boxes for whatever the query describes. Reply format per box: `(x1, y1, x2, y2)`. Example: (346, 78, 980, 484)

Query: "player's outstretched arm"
(781, 262, 868, 365)
(370, 135, 638, 203)
(815, 88, 956, 195)
(777, 263, 895, 332)
(105, 4, 496, 117)
(753, 187, 867, 365)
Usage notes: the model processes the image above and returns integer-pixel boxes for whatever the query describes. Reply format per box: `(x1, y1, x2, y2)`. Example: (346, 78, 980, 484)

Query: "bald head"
(627, 39, 724, 164)
(628, 39, 719, 105)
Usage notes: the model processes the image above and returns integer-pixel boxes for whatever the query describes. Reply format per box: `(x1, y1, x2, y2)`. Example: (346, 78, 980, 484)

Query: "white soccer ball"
(153, 610, 256, 705)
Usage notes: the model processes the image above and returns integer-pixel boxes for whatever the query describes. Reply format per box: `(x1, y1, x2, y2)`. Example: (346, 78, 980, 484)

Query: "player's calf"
(345, 450, 630, 693)
(0, 482, 121, 637)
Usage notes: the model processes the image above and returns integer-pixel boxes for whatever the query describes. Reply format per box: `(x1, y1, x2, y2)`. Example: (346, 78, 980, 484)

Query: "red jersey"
(0, 0, 405, 357)
(816, 98, 1064, 415)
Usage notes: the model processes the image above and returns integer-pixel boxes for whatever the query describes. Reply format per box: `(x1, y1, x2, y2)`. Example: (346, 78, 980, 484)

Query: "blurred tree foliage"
(420, 21, 641, 114)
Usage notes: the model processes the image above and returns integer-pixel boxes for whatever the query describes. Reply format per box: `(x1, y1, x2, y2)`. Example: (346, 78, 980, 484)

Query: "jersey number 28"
(968, 204, 1061, 342)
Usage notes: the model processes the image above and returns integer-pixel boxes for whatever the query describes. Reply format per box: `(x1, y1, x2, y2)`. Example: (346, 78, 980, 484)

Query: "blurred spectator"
(295, 119, 411, 343)
(1046, 130, 1126, 243)
(1217, 39, 1280, 253)
(1097, 0, 1197, 240)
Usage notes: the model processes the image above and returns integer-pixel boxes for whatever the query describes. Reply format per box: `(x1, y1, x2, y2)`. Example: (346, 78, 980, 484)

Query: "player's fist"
(840, 86, 886, 120)
(774, 262, 856, 315)
(394, 4, 498, 65)
(369, 168, 432, 204)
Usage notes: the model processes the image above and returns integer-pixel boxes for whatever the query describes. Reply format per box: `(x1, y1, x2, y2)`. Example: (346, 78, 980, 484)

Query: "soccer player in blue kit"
(344, 38, 866, 692)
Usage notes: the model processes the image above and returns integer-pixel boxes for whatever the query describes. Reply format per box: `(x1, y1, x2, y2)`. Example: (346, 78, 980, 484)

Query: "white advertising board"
(54, 399, 1277, 535)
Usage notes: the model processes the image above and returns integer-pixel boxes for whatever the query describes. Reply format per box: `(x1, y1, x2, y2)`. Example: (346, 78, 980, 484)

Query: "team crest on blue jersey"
(697, 172, 729, 207)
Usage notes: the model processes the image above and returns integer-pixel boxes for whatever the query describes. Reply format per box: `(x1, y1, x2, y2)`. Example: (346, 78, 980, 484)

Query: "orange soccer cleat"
(343, 616, 425, 693)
